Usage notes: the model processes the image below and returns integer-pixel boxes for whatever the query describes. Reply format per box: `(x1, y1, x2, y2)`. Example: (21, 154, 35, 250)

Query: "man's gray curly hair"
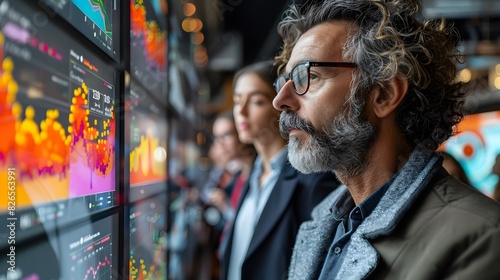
(275, 0, 468, 149)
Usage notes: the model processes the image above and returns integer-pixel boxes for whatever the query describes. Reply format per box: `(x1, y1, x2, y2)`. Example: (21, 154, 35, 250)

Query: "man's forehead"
(286, 21, 352, 72)
(287, 36, 325, 70)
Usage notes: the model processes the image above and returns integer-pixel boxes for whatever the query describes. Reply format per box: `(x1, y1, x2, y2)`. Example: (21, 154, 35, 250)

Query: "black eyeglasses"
(274, 61, 357, 95)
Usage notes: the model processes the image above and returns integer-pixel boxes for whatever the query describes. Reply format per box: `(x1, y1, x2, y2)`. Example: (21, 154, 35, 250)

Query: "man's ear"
(370, 74, 409, 118)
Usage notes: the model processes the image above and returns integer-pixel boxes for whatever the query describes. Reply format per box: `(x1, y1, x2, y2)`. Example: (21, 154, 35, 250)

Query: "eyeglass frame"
(274, 61, 357, 95)
(213, 131, 236, 143)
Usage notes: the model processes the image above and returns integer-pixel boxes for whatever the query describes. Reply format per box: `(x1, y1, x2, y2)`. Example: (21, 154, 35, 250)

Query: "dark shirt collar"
(333, 175, 395, 223)
(356, 176, 394, 220)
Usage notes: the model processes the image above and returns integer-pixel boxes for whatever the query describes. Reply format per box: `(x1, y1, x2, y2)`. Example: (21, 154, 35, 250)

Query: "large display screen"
(127, 78, 168, 278)
(59, 214, 120, 280)
(41, 0, 121, 61)
(0, 213, 120, 280)
(441, 110, 500, 196)
(129, 193, 168, 279)
(130, 0, 168, 104)
(128, 80, 167, 202)
(0, 0, 117, 236)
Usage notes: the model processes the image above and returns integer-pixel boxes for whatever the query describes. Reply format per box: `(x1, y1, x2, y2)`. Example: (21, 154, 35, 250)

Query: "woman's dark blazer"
(219, 161, 340, 280)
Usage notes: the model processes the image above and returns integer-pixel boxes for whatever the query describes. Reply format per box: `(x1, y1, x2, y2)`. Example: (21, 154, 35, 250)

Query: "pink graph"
(83, 256, 111, 280)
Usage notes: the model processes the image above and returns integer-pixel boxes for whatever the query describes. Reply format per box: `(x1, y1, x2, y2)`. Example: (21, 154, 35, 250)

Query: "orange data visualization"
(131, 0, 168, 71)
(0, 36, 116, 210)
(129, 130, 167, 186)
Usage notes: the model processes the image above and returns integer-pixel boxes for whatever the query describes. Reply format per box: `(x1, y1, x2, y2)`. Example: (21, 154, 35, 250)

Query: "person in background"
(218, 60, 340, 280)
(272, 0, 500, 279)
(208, 111, 256, 226)
(440, 151, 472, 186)
(182, 112, 256, 280)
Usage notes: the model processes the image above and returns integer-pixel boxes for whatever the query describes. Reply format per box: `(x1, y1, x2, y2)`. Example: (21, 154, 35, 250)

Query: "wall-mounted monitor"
(130, 0, 168, 104)
(59, 214, 120, 279)
(0, 0, 117, 240)
(128, 79, 167, 202)
(129, 193, 168, 279)
(0, 213, 120, 279)
(41, 0, 121, 61)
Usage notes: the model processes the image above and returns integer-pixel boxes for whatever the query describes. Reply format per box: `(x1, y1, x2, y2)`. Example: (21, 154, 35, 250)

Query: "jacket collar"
(288, 145, 442, 280)
(336, 145, 442, 279)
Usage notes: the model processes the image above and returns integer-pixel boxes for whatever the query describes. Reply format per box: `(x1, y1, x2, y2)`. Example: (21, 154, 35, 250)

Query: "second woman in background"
(208, 111, 257, 227)
(218, 60, 340, 280)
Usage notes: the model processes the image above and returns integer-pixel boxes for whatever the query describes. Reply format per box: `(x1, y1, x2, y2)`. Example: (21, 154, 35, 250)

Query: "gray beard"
(280, 110, 376, 177)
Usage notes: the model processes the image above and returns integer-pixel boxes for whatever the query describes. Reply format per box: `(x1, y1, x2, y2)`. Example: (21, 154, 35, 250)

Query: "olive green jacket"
(288, 168, 500, 280)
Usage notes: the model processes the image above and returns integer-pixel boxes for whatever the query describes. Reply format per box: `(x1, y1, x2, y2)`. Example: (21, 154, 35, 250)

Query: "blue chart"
(42, 0, 119, 59)
(72, 0, 112, 37)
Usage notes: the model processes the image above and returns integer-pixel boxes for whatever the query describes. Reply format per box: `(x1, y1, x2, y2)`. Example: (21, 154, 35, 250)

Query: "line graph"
(73, 0, 112, 36)
(69, 233, 114, 280)
(42, 0, 119, 59)
(84, 256, 111, 280)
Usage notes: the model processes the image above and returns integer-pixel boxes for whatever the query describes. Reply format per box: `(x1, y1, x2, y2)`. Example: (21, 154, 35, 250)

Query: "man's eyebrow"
(283, 59, 312, 73)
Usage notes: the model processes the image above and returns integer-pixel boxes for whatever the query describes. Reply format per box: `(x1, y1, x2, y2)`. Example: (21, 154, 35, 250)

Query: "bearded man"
(272, 0, 500, 279)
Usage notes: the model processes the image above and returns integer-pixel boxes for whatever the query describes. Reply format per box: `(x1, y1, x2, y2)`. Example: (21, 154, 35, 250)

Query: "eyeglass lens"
(293, 64, 309, 95)
(275, 62, 356, 95)
(274, 64, 309, 95)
